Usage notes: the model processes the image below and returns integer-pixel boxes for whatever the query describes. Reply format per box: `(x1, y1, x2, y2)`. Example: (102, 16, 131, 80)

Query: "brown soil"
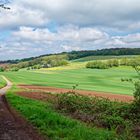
(16, 91, 56, 103)
(0, 95, 45, 140)
(19, 85, 134, 102)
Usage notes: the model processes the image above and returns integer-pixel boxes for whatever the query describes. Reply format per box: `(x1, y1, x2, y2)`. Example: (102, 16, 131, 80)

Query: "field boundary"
(19, 84, 134, 102)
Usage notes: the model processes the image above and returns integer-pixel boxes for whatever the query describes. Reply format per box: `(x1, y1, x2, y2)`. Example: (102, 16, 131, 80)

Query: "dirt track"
(0, 76, 44, 140)
(19, 85, 134, 102)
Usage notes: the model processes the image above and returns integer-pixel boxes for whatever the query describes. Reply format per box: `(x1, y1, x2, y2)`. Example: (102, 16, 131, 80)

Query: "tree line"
(0, 54, 69, 71)
(86, 57, 140, 69)
(1, 48, 140, 64)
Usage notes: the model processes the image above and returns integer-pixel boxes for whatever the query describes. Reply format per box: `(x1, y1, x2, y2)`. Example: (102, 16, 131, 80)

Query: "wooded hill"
(1, 48, 140, 64)
(0, 48, 140, 71)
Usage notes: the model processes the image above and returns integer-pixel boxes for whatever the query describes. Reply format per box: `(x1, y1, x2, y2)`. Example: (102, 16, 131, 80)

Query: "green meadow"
(2, 65, 136, 95)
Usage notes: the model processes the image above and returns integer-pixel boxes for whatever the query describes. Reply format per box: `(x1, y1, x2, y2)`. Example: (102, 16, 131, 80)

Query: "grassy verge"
(18, 89, 138, 139)
(0, 76, 7, 88)
(6, 88, 119, 140)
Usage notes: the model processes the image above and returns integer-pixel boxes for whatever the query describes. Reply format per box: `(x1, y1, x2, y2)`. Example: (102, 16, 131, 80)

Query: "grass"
(6, 89, 118, 140)
(0, 75, 6, 88)
(39, 62, 86, 71)
(2, 66, 136, 95)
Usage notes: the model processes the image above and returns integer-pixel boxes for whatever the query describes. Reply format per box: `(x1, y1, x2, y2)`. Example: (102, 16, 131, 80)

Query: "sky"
(0, 0, 140, 60)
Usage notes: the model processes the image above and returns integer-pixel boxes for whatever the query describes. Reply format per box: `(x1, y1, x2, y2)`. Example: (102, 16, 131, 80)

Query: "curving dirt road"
(0, 76, 12, 95)
(0, 76, 44, 140)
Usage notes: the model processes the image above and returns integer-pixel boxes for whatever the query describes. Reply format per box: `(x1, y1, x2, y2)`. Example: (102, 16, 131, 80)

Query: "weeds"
(56, 92, 140, 139)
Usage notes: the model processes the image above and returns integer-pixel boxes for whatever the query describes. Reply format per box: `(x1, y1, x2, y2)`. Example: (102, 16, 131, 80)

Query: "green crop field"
(2, 65, 137, 95)
(73, 55, 137, 62)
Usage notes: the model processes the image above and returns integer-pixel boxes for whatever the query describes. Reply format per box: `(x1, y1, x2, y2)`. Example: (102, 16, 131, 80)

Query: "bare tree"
(0, 0, 10, 10)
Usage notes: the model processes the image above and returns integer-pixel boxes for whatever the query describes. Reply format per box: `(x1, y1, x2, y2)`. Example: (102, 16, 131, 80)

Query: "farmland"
(1, 53, 140, 140)
(2, 65, 136, 95)
(1, 0, 140, 139)
(73, 55, 137, 62)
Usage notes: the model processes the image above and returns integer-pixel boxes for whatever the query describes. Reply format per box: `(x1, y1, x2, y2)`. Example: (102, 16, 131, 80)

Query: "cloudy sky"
(0, 0, 140, 60)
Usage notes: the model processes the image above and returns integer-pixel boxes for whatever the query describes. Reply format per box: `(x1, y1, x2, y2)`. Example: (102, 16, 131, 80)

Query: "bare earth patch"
(19, 85, 134, 102)
(16, 91, 56, 103)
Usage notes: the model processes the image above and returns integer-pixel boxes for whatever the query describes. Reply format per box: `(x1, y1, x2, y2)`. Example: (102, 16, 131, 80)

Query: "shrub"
(55, 91, 139, 138)
(120, 58, 140, 67)
(107, 59, 119, 67)
(86, 61, 109, 69)
(52, 86, 140, 140)
(10, 67, 19, 71)
(133, 81, 140, 103)
(127, 59, 140, 67)
(120, 58, 129, 66)
(0, 67, 5, 72)
(122, 64, 140, 104)
(101, 115, 125, 129)
(57, 60, 69, 66)
(56, 92, 94, 113)
(122, 64, 140, 119)
(42, 59, 69, 68)
(27, 67, 30, 70)
(86, 59, 120, 69)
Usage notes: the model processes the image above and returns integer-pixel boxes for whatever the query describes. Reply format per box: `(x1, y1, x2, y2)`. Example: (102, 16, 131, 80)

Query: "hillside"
(1, 48, 140, 139)
(67, 48, 140, 60)
(1, 48, 140, 64)
(0, 48, 140, 71)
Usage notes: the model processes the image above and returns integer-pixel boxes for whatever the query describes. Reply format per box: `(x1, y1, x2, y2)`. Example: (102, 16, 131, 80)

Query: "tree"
(0, 67, 4, 72)
(0, 0, 10, 10)
(131, 64, 140, 103)
(122, 62, 140, 103)
(133, 65, 140, 78)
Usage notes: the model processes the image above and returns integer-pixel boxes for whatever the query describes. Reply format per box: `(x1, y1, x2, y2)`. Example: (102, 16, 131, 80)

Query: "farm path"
(19, 85, 134, 102)
(0, 76, 12, 95)
(0, 76, 44, 140)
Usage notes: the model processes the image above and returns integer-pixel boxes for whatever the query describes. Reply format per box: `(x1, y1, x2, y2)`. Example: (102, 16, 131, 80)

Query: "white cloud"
(0, 1, 48, 30)
(0, 0, 140, 60)
(12, 26, 107, 42)
(1, 0, 140, 31)
(61, 45, 81, 51)
(0, 25, 140, 60)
